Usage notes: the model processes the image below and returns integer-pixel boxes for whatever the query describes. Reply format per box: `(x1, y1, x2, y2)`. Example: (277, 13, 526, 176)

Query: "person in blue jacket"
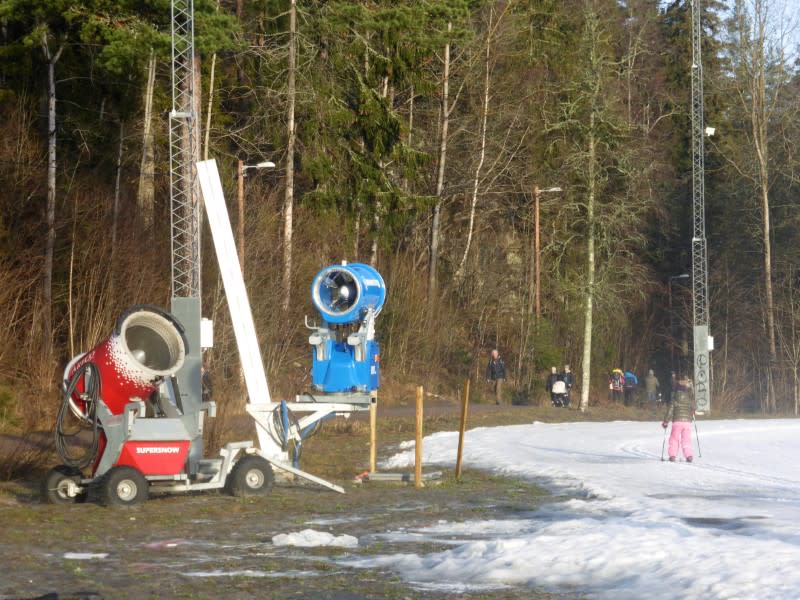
(623, 369, 638, 406)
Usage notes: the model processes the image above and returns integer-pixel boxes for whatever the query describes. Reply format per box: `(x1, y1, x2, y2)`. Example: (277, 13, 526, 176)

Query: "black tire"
(100, 466, 149, 507)
(227, 455, 274, 497)
(42, 465, 87, 504)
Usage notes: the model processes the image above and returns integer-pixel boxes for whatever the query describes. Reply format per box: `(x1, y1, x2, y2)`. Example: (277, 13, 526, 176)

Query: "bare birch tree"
(137, 49, 156, 230)
(41, 31, 64, 361)
(578, 108, 598, 413)
(428, 21, 453, 298)
(282, 0, 297, 310)
(455, 11, 493, 283)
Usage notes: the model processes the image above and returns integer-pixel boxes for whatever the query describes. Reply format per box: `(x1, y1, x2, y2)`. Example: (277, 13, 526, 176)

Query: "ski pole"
(661, 423, 668, 461)
(692, 413, 702, 458)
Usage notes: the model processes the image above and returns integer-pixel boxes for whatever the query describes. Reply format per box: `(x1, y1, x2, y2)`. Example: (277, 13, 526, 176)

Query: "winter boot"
(686, 456, 693, 463)
(668, 456, 676, 462)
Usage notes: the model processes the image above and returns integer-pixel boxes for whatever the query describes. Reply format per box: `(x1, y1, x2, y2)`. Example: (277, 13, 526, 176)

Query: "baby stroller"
(551, 379, 569, 407)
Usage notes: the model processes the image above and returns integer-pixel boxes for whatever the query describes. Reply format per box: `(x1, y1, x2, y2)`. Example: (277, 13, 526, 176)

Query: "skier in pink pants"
(662, 376, 696, 462)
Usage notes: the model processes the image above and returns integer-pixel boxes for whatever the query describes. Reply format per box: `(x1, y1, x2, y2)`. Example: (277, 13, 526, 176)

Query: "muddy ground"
(0, 401, 653, 599)
(0, 469, 577, 600)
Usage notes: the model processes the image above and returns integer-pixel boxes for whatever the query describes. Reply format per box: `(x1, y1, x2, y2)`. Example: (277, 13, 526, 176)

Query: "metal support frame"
(246, 400, 372, 451)
(691, 0, 711, 413)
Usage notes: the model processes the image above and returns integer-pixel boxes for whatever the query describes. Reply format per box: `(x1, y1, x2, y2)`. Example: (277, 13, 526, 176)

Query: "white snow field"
(343, 418, 800, 599)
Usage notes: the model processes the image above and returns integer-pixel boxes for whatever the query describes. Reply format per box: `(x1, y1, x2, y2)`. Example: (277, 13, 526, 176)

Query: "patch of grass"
(325, 417, 369, 435)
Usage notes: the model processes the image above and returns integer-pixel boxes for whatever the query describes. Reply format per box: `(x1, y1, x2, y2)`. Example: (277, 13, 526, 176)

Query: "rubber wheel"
(227, 455, 274, 497)
(100, 466, 149, 507)
(42, 465, 87, 504)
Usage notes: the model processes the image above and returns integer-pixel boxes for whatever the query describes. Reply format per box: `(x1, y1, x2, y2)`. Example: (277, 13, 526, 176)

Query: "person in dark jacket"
(561, 365, 575, 407)
(486, 349, 507, 405)
(669, 371, 678, 403)
(662, 375, 696, 462)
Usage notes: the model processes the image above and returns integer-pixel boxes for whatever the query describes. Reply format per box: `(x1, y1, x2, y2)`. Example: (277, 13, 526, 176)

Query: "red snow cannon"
(64, 305, 187, 419)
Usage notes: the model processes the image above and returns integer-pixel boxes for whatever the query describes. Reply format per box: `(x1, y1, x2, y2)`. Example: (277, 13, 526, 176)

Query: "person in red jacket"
(609, 369, 624, 403)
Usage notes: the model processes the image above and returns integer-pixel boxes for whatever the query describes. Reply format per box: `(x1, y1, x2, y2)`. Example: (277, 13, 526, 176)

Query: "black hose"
(55, 362, 101, 469)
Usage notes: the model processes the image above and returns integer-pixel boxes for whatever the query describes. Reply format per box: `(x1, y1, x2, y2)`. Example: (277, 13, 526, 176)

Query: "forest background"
(0, 0, 798, 433)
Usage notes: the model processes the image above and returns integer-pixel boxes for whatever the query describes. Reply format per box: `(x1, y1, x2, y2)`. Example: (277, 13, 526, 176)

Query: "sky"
(330, 418, 800, 599)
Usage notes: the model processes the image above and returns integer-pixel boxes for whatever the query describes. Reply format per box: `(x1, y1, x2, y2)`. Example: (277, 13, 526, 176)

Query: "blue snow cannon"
(308, 262, 385, 395)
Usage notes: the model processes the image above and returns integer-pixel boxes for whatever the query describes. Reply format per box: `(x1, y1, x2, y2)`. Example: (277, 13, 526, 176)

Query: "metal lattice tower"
(690, 0, 711, 413)
(169, 0, 204, 425)
(170, 0, 200, 299)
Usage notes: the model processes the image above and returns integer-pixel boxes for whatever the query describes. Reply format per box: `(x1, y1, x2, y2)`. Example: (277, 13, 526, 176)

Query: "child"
(662, 376, 696, 462)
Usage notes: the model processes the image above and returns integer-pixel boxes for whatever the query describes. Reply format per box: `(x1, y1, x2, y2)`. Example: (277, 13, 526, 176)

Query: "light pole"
(533, 186, 562, 321)
(668, 273, 690, 376)
(237, 160, 275, 269)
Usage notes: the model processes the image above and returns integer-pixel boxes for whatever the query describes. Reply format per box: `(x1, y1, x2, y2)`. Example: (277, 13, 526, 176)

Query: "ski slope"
(345, 418, 800, 599)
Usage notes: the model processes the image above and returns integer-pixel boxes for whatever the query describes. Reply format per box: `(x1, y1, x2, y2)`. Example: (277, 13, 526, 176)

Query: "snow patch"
(63, 552, 108, 560)
(272, 529, 358, 548)
(183, 569, 319, 578)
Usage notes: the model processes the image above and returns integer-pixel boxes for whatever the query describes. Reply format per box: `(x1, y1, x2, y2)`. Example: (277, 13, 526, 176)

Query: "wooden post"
(415, 385, 423, 488)
(534, 185, 541, 322)
(369, 398, 377, 473)
(455, 378, 470, 479)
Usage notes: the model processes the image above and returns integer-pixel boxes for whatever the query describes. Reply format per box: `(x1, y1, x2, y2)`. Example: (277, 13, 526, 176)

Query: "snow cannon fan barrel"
(311, 262, 386, 325)
(309, 263, 385, 394)
(65, 305, 188, 418)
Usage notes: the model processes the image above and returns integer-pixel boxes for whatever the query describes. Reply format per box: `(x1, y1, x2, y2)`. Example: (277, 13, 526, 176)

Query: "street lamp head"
(244, 160, 275, 171)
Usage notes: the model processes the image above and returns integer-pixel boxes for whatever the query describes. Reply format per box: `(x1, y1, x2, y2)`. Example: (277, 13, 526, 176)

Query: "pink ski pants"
(668, 421, 693, 460)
